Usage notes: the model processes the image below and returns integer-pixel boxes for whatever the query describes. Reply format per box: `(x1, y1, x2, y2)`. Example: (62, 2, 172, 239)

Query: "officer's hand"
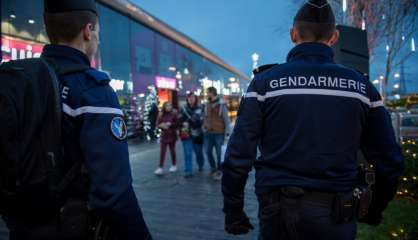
(225, 212, 254, 235)
(358, 212, 382, 226)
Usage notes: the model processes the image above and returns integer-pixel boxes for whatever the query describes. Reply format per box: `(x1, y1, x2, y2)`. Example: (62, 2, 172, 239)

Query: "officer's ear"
(82, 23, 95, 41)
(328, 29, 340, 46)
(290, 27, 299, 44)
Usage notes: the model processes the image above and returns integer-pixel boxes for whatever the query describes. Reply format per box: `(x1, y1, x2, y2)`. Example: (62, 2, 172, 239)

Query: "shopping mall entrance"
(157, 88, 179, 109)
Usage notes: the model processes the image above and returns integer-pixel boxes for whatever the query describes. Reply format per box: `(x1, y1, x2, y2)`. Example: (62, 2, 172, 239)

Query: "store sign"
(1, 37, 43, 62)
(201, 77, 223, 94)
(110, 79, 125, 91)
(1, 36, 98, 68)
(156, 76, 177, 90)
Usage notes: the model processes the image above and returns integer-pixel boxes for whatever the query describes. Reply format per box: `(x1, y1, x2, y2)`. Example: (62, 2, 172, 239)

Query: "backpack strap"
(41, 58, 88, 195)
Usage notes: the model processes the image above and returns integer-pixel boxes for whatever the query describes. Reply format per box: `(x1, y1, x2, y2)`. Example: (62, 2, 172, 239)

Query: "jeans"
(192, 141, 204, 169)
(257, 192, 357, 240)
(204, 133, 224, 170)
(182, 139, 193, 174)
(182, 140, 205, 173)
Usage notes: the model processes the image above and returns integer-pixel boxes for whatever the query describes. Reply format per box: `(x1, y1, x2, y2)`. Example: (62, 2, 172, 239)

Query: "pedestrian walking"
(155, 102, 178, 176)
(203, 87, 231, 181)
(0, 0, 152, 239)
(180, 93, 205, 178)
(222, 0, 404, 239)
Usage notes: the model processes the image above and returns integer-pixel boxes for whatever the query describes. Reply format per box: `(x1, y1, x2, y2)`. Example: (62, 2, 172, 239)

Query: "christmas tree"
(143, 85, 158, 141)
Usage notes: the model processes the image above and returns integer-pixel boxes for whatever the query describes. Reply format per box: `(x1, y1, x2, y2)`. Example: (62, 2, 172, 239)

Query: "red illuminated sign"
(1, 36, 99, 68)
(1, 36, 44, 62)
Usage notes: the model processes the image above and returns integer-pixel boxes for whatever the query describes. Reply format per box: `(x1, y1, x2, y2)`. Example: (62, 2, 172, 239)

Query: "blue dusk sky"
(134, 0, 418, 93)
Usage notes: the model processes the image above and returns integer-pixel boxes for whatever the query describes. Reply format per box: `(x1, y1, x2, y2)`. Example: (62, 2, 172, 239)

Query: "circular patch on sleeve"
(110, 116, 127, 140)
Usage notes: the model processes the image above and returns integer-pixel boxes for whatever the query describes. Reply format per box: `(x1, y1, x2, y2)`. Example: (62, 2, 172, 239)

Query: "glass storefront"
(1, 0, 248, 137)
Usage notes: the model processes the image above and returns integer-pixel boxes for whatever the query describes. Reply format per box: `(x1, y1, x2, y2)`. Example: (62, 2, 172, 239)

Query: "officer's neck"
(294, 40, 332, 46)
(57, 40, 91, 60)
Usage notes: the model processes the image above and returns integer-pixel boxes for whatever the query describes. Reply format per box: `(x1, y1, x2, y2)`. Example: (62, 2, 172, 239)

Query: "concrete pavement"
(0, 140, 260, 240)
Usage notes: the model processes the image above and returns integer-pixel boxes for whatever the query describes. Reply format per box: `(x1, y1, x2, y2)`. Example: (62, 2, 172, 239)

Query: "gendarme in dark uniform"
(222, 1, 404, 239)
(33, 0, 151, 239)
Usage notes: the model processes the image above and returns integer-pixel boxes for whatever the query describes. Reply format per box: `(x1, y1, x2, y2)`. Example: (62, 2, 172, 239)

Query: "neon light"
(156, 76, 177, 90)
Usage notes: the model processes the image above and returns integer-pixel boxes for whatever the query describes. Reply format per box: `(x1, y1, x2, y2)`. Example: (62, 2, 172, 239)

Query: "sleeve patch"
(110, 116, 128, 140)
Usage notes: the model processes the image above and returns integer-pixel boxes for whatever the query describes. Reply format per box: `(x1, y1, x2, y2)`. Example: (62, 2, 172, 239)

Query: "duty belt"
(259, 187, 336, 207)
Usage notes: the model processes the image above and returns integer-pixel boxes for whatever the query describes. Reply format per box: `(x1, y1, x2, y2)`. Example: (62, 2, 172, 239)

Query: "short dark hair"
(207, 87, 218, 96)
(44, 11, 98, 44)
(294, 21, 335, 42)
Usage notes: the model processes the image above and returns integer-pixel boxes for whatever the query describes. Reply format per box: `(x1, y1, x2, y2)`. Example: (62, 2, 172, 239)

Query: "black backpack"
(0, 58, 88, 219)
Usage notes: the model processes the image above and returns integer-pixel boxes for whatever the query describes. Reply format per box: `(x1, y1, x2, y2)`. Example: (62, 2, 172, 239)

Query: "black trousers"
(257, 192, 357, 240)
(5, 217, 59, 240)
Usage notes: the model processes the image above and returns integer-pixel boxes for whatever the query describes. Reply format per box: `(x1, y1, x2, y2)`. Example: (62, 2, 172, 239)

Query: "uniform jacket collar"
(286, 42, 334, 64)
(42, 44, 91, 66)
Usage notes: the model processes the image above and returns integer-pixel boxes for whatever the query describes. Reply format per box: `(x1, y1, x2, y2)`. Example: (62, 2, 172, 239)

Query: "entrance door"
(157, 89, 179, 109)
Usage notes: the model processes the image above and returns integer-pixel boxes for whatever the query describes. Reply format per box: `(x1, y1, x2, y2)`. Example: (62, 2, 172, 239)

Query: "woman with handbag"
(179, 93, 205, 177)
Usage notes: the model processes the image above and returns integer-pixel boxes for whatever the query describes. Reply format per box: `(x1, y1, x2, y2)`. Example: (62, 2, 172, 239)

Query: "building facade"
(1, 0, 248, 137)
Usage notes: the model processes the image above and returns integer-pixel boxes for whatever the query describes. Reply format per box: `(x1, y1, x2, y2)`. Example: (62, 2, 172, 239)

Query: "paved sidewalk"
(0, 141, 260, 240)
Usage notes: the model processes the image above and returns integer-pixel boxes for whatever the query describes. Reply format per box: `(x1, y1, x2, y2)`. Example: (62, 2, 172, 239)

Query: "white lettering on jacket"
(268, 76, 367, 94)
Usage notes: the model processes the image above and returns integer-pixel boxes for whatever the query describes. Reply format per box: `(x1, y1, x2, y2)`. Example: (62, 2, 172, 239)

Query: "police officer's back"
(222, 1, 404, 239)
(2, 0, 152, 239)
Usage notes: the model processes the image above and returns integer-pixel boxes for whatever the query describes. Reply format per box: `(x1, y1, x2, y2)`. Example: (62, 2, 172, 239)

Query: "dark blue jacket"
(222, 43, 404, 217)
(42, 45, 151, 239)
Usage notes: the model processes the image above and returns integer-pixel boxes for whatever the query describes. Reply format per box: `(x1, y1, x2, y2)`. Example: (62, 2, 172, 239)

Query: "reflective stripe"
(245, 89, 384, 108)
(62, 103, 123, 117)
(370, 100, 385, 108)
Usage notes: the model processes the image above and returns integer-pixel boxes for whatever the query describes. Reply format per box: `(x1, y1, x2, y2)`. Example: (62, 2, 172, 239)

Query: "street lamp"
(394, 73, 400, 79)
(252, 53, 259, 63)
(251, 53, 260, 79)
(393, 84, 400, 89)
(175, 71, 182, 80)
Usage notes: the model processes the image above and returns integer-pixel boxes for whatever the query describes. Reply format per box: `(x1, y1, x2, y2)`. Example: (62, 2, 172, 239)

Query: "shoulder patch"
(252, 64, 279, 75)
(86, 69, 111, 84)
(110, 116, 127, 140)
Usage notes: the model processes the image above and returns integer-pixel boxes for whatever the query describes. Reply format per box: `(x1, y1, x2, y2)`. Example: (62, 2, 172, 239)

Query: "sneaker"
(213, 170, 222, 181)
(169, 165, 178, 173)
(154, 168, 164, 176)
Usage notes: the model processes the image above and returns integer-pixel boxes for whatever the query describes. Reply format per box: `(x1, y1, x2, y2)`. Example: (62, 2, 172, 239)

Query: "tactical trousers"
(5, 217, 59, 240)
(257, 192, 357, 240)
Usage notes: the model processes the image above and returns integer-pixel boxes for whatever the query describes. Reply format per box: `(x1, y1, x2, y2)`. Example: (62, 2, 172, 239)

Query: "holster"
(331, 186, 373, 224)
(355, 186, 373, 220)
(58, 199, 117, 240)
(59, 199, 90, 240)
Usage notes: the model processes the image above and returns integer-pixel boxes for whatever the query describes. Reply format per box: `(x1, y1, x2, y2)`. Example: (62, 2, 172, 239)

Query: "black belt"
(259, 187, 336, 208)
